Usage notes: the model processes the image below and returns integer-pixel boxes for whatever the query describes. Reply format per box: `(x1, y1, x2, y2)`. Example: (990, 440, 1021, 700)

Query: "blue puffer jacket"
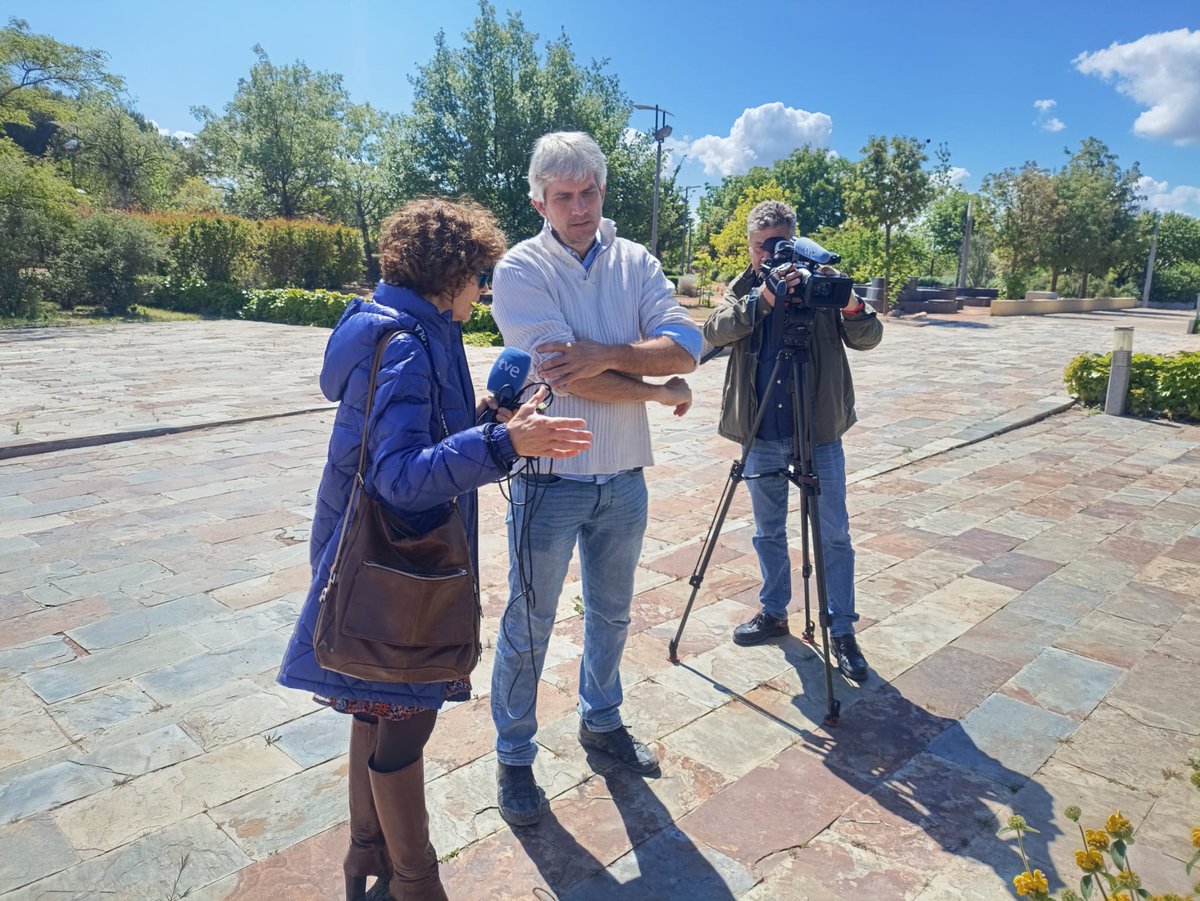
(278, 282, 517, 708)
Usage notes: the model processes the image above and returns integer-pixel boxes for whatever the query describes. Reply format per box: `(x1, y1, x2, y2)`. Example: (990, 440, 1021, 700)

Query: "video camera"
(759, 236, 855, 311)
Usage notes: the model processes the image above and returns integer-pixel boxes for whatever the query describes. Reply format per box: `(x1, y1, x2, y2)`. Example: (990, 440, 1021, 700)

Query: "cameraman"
(703, 200, 882, 681)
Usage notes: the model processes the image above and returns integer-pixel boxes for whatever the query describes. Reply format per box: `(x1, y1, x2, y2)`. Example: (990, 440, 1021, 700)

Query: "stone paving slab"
(1, 309, 1198, 898)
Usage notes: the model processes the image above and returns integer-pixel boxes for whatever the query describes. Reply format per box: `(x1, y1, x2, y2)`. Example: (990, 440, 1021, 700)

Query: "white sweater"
(491, 218, 701, 476)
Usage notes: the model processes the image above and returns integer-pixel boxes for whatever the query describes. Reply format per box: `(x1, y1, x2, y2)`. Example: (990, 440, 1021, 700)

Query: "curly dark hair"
(378, 197, 507, 300)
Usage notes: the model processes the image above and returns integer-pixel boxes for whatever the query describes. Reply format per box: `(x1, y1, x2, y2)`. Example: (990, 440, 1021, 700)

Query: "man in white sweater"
(489, 131, 702, 826)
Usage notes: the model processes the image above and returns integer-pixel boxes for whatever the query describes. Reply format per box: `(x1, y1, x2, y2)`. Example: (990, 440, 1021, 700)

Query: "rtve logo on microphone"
(498, 359, 523, 380)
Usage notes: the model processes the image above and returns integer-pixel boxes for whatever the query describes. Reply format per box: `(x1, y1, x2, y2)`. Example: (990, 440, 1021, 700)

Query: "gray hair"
(746, 200, 796, 237)
(527, 132, 608, 202)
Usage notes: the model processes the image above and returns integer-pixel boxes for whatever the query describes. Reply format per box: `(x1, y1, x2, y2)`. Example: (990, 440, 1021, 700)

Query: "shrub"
(256, 219, 363, 290)
(461, 302, 502, 345)
(49, 211, 163, 315)
(1064, 350, 1200, 421)
(0, 139, 79, 317)
(152, 277, 248, 318)
(241, 288, 357, 328)
(1150, 261, 1200, 304)
(145, 213, 258, 286)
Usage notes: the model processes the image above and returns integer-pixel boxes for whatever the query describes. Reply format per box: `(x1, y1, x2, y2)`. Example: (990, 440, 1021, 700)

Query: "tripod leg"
(790, 353, 840, 728)
(670, 353, 793, 663)
(668, 461, 744, 663)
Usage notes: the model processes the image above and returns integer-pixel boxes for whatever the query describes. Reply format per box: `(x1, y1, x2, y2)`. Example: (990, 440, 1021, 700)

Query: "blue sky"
(9, 0, 1200, 215)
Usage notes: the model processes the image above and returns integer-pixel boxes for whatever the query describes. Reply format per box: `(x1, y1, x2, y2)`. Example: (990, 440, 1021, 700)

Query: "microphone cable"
(477, 382, 559, 722)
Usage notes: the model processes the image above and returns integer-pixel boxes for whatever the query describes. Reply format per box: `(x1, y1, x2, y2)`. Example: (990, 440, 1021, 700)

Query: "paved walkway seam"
(0, 406, 336, 461)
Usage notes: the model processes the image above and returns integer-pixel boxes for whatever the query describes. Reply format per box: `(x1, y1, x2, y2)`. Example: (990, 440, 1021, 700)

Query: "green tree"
(982, 161, 1062, 297)
(1053, 138, 1142, 297)
(918, 189, 993, 283)
(396, 2, 652, 243)
(0, 137, 79, 315)
(696, 179, 786, 280)
(845, 135, 934, 289)
(332, 102, 401, 281)
(814, 219, 925, 297)
(1, 18, 121, 128)
(696, 146, 850, 248)
(67, 99, 183, 210)
(192, 45, 349, 219)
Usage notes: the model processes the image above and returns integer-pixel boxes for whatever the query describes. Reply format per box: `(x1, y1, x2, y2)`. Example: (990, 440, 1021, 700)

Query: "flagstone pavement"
(1, 307, 1198, 900)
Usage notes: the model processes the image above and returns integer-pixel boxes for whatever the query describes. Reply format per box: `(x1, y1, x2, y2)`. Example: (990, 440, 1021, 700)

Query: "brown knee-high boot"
(368, 755, 448, 901)
(345, 716, 392, 899)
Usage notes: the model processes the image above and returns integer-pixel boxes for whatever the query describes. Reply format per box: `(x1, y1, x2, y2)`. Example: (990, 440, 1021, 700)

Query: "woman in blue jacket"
(278, 198, 590, 901)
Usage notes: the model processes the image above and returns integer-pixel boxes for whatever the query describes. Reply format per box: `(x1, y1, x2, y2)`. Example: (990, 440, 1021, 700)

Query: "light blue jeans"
(743, 437, 858, 637)
(491, 469, 647, 766)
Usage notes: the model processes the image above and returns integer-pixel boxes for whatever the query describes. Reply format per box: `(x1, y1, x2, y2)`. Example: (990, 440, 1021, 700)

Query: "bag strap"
(324, 323, 452, 593)
(354, 322, 449, 482)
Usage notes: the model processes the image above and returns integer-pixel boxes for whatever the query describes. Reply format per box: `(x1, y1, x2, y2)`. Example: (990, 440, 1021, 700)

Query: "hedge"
(140, 212, 363, 291)
(241, 288, 359, 328)
(1063, 350, 1200, 421)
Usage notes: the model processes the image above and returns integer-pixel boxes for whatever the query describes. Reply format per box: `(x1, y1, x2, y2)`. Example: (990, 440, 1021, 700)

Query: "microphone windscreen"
(486, 347, 532, 407)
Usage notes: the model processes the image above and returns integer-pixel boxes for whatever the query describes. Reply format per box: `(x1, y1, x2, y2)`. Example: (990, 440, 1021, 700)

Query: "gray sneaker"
(496, 762, 546, 826)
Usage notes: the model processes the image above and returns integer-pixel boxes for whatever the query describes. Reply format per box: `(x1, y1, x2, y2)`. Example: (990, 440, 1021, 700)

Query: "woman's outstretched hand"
(504, 386, 592, 459)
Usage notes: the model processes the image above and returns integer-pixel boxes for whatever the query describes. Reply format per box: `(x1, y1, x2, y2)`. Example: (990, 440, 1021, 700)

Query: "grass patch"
(0, 302, 199, 329)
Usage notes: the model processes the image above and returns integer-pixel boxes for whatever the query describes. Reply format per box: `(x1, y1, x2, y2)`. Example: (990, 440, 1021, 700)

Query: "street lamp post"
(633, 103, 672, 258)
(680, 184, 702, 273)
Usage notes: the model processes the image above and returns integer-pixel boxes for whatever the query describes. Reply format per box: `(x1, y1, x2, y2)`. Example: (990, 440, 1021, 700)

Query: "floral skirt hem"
(316, 678, 471, 721)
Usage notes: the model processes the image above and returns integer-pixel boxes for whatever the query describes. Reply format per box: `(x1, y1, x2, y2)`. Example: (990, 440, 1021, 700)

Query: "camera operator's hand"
(814, 264, 865, 314)
(656, 376, 692, 417)
(504, 386, 593, 458)
(761, 264, 803, 308)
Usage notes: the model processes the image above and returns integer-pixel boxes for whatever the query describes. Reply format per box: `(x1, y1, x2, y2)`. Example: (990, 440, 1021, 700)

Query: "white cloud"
(1032, 98, 1065, 132)
(947, 166, 970, 187)
(1136, 175, 1200, 215)
(1074, 28, 1200, 145)
(688, 102, 833, 177)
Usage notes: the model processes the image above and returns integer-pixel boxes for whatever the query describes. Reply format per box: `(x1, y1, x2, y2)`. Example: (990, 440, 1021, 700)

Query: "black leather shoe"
(496, 762, 546, 826)
(579, 725, 659, 774)
(732, 612, 790, 646)
(832, 634, 869, 682)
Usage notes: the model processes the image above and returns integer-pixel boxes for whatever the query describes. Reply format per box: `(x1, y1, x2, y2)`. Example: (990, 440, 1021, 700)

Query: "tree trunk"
(1050, 268, 1059, 292)
(355, 197, 377, 283)
(1080, 270, 1090, 299)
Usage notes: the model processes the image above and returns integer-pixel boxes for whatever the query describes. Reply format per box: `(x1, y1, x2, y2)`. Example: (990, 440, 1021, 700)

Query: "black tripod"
(668, 307, 842, 727)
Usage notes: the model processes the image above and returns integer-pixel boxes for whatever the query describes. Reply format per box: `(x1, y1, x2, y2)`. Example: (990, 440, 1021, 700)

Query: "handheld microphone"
(482, 347, 532, 422)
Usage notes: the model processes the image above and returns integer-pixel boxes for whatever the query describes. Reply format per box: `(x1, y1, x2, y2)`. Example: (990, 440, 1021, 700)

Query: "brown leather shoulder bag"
(314, 326, 481, 683)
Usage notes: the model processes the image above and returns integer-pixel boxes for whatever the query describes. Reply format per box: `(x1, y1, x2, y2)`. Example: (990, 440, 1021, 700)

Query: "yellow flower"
(1075, 849, 1104, 872)
(1105, 810, 1133, 839)
(1085, 829, 1110, 850)
(1192, 826, 1200, 849)
(1114, 868, 1140, 889)
(1013, 869, 1049, 896)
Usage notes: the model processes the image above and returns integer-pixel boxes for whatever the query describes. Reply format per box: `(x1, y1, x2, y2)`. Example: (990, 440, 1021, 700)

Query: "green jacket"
(703, 266, 883, 446)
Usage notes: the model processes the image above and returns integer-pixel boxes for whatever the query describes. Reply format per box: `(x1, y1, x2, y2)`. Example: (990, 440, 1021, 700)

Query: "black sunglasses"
(476, 271, 492, 289)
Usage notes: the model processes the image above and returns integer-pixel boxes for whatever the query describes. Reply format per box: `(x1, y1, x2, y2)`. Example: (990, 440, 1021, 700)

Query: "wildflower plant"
(1000, 754, 1200, 900)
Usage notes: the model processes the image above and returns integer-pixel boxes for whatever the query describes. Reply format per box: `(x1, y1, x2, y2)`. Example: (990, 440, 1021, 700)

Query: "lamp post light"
(633, 103, 672, 258)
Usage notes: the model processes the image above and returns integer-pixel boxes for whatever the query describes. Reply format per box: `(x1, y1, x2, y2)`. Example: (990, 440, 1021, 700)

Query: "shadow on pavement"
(510, 753, 738, 901)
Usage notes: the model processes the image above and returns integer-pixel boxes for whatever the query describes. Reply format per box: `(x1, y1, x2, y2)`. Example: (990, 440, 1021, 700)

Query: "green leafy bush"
(241, 288, 357, 328)
(256, 219, 363, 290)
(153, 277, 248, 318)
(1064, 350, 1200, 421)
(145, 213, 258, 286)
(0, 139, 79, 317)
(461, 302, 502, 345)
(49, 211, 163, 315)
